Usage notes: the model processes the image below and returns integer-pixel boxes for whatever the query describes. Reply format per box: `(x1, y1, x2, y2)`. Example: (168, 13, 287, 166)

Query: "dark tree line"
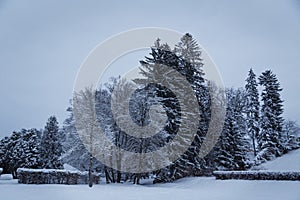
(0, 116, 63, 178)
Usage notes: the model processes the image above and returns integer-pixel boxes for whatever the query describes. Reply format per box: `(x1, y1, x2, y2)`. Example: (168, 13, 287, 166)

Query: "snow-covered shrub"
(17, 168, 101, 184)
(213, 170, 300, 181)
(253, 147, 277, 165)
(285, 135, 300, 151)
(0, 168, 3, 174)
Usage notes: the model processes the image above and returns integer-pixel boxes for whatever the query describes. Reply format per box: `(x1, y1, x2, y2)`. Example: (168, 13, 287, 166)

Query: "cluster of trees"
(63, 33, 300, 184)
(63, 34, 213, 184)
(0, 33, 299, 185)
(209, 69, 300, 171)
(0, 116, 63, 178)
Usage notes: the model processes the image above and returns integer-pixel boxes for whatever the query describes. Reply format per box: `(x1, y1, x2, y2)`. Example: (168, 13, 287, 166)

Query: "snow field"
(0, 177, 299, 200)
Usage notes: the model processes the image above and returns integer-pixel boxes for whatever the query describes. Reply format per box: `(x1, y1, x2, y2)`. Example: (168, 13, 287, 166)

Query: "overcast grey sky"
(0, 0, 300, 138)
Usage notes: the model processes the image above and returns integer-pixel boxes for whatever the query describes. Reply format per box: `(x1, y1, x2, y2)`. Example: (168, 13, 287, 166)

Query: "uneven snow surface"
(260, 148, 300, 171)
(0, 149, 300, 200)
(0, 177, 299, 200)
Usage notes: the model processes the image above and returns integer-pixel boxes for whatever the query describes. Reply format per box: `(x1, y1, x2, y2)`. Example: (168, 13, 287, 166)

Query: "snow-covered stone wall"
(213, 171, 300, 181)
(17, 168, 101, 184)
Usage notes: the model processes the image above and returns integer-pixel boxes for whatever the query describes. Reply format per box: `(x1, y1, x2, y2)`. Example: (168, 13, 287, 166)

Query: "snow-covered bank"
(0, 174, 12, 180)
(0, 177, 299, 200)
(212, 147, 300, 181)
(259, 148, 300, 171)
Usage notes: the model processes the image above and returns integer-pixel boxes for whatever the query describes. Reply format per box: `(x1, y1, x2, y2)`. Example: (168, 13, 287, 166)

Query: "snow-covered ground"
(259, 148, 300, 171)
(1, 149, 300, 200)
(0, 177, 299, 200)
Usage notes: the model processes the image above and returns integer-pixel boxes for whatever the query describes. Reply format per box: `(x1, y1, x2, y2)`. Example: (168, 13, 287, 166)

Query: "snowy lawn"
(0, 176, 299, 200)
(1, 149, 300, 200)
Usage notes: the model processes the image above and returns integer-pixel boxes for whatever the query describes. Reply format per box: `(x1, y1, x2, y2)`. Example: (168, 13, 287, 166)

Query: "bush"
(213, 170, 300, 181)
(0, 168, 3, 175)
(17, 168, 101, 184)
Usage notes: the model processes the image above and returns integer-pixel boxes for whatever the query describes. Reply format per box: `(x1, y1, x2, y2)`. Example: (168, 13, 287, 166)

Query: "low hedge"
(213, 171, 300, 181)
(17, 168, 101, 184)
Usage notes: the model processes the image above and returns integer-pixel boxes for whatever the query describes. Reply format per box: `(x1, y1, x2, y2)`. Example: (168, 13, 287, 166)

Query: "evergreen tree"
(136, 34, 209, 182)
(40, 116, 63, 169)
(22, 129, 41, 169)
(0, 129, 42, 177)
(245, 68, 260, 157)
(7, 131, 23, 178)
(215, 89, 250, 170)
(257, 70, 284, 162)
(174, 33, 204, 75)
(172, 33, 210, 178)
(0, 136, 11, 173)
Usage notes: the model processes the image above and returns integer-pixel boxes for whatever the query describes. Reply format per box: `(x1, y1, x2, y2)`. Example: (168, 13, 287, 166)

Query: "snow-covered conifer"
(245, 68, 260, 156)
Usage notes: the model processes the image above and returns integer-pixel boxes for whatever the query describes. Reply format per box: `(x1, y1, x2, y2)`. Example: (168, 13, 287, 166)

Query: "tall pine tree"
(245, 68, 260, 157)
(257, 70, 284, 162)
(137, 34, 209, 182)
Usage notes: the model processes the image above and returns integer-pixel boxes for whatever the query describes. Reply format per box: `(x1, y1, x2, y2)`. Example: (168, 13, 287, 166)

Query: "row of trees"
(0, 116, 63, 178)
(209, 69, 300, 171)
(245, 69, 300, 163)
(0, 33, 299, 184)
(63, 33, 300, 184)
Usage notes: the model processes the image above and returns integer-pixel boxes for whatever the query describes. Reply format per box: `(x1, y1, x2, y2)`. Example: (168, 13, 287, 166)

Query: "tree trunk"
(116, 171, 122, 183)
(252, 137, 257, 157)
(104, 166, 112, 184)
(88, 168, 93, 187)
